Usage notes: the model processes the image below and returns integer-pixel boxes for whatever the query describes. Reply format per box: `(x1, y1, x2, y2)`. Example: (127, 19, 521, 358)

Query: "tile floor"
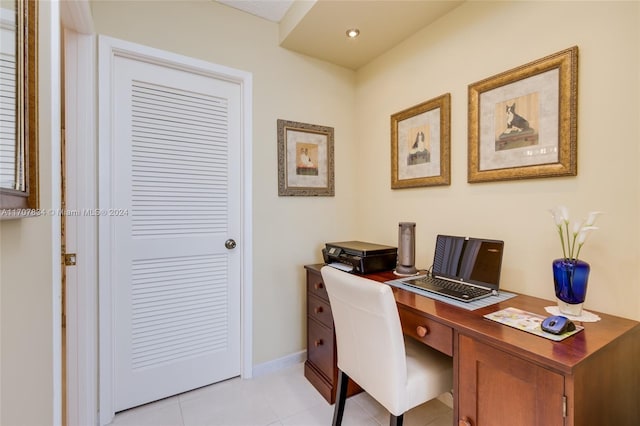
(109, 362, 453, 426)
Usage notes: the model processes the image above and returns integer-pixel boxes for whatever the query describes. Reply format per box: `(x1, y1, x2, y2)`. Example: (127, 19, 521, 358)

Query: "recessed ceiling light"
(346, 28, 360, 39)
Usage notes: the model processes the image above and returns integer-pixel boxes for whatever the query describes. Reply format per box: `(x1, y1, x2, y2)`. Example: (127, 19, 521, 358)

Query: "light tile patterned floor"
(109, 362, 453, 426)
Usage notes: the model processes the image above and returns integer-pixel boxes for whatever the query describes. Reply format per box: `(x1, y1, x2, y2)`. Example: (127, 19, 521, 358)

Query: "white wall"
(354, 1, 640, 320)
(0, 1, 62, 425)
(90, 0, 359, 365)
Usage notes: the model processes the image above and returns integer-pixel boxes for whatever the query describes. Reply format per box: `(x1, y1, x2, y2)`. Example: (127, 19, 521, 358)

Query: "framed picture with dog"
(468, 46, 578, 183)
(391, 93, 451, 189)
(277, 119, 334, 196)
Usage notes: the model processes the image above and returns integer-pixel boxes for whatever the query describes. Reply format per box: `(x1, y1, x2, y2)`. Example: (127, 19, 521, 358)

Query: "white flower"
(559, 206, 570, 224)
(585, 211, 602, 226)
(577, 226, 598, 245)
(571, 221, 582, 236)
(550, 207, 602, 261)
(549, 206, 570, 226)
(549, 207, 564, 226)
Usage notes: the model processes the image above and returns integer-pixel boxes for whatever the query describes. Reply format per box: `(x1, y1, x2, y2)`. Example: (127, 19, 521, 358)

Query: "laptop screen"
(432, 235, 504, 290)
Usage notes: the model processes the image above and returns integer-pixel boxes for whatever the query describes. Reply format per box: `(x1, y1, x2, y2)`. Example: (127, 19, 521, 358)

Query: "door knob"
(225, 239, 237, 249)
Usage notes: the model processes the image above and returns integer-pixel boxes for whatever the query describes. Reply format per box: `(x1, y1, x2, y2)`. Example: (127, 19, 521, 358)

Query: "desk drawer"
(399, 307, 453, 356)
(307, 269, 329, 302)
(307, 318, 334, 380)
(307, 293, 333, 329)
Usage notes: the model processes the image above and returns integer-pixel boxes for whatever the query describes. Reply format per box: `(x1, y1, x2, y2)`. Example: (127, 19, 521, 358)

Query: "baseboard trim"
(252, 350, 307, 377)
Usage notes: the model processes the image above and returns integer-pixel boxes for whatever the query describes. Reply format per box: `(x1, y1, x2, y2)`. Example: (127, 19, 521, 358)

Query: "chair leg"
(390, 413, 404, 426)
(332, 369, 349, 426)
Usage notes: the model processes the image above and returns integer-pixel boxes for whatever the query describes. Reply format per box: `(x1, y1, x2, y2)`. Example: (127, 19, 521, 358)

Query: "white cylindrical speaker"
(395, 222, 418, 275)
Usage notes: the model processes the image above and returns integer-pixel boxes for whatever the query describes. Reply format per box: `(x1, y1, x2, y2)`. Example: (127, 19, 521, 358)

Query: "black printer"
(322, 241, 397, 274)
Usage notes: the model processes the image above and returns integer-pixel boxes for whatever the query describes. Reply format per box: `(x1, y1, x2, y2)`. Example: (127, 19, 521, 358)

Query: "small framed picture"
(468, 46, 578, 183)
(277, 119, 334, 196)
(391, 94, 451, 189)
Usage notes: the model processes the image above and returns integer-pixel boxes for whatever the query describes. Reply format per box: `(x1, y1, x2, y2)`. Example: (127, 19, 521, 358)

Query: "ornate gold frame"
(391, 94, 451, 189)
(277, 119, 334, 196)
(468, 46, 578, 183)
(0, 0, 39, 213)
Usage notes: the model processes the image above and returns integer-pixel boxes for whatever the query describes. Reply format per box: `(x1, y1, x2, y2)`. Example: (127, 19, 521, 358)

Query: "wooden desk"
(304, 264, 640, 426)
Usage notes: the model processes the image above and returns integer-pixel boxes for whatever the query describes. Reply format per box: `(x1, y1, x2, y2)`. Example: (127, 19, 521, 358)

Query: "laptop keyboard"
(407, 275, 492, 299)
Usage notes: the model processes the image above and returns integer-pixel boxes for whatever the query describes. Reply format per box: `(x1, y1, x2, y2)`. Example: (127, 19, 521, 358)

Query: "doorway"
(63, 33, 253, 426)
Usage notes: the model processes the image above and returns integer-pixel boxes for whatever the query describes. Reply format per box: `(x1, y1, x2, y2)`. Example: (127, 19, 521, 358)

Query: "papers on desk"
(484, 307, 583, 341)
(327, 262, 354, 272)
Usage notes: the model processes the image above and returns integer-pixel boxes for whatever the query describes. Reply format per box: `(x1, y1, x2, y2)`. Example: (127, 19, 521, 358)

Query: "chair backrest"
(321, 266, 408, 409)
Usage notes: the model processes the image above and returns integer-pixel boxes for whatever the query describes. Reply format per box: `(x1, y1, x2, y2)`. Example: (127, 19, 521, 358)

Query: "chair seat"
(400, 336, 453, 415)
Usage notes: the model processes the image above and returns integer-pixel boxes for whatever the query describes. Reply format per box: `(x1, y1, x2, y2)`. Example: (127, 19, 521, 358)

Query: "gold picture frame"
(277, 119, 334, 196)
(391, 94, 451, 189)
(0, 0, 39, 213)
(468, 46, 578, 183)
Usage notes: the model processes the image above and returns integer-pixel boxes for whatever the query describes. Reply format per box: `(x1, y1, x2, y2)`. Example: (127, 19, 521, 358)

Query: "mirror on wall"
(0, 0, 38, 215)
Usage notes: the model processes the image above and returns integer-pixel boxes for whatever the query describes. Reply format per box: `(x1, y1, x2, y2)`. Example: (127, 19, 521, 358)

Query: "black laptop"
(403, 234, 504, 302)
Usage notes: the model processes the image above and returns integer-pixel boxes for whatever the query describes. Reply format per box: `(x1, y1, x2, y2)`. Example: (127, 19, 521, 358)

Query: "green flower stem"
(557, 226, 567, 259)
(564, 222, 571, 259)
(570, 233, 578, 260)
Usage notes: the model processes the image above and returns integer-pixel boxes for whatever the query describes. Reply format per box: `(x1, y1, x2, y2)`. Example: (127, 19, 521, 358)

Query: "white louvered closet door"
(111, 54, 241, 411)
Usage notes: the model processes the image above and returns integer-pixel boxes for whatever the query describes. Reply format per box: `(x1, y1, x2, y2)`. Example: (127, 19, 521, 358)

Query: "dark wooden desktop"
(304, 264, 640, 426)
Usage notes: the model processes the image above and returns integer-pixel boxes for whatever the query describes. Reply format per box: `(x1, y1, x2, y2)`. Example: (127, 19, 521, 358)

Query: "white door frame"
(64, 28, 253, 426)
(63, 28, 99, 426)
(61, 2, 98, 425)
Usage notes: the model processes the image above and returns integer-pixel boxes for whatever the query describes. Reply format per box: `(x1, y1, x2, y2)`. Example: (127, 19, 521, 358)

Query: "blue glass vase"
(552, 258, 590, 316)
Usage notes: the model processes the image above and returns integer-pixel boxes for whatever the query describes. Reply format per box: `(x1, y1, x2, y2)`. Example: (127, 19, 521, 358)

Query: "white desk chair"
(320, 266, 452, 426)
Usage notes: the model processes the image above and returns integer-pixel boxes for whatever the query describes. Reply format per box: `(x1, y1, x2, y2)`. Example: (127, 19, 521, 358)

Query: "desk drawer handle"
(459, 417, 472, 426)
(314, 306, 324, 314)
(314, 282, 324, 290)
(314, 339, 324, 347)
(416, 325, 429, 337)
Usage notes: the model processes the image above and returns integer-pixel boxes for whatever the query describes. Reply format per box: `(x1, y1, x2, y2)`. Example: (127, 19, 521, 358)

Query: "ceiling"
(217, 0, 294, 23)
(215, 0, 464, 70)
